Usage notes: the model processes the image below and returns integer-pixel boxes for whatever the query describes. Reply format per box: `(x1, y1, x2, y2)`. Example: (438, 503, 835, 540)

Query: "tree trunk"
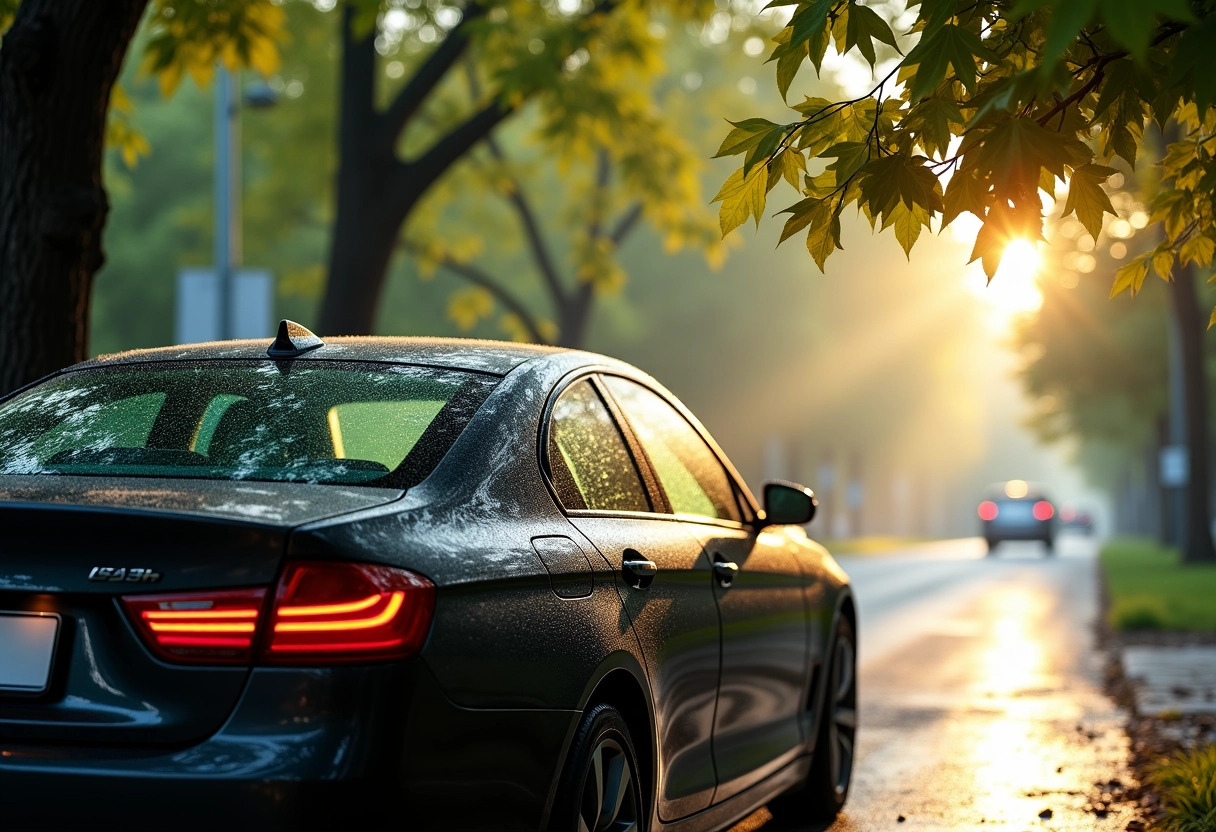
(0, 0, 147, 397)
(557, 283, 595, 349)
(316, 8, 412, 335)
(1168, 263, 1216, 563)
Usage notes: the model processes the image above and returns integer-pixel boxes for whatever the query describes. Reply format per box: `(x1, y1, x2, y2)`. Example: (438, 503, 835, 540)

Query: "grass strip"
(1100, 537, 1216, 632)
(1149, 744, 1216, 832)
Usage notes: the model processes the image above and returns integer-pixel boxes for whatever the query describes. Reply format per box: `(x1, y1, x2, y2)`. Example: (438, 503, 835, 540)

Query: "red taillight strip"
(146, 621, 257, 633)
(143, 609, 258, 620)
(273, 591, 404, 633)
(268, 638, 405, 653)
(122, 563, 435, 666)
(275, 593, 380, 618)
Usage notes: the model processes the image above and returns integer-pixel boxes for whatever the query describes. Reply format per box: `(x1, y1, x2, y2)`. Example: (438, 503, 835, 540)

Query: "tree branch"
(378, 3, 488, 148)
(400, 240, 550, 344)
(608, 202, 644, 246)
(463, 58, 569, 307)
(398, 98, 512, 198)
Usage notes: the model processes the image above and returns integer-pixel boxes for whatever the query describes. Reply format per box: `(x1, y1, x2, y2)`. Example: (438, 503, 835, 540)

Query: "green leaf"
(857, 154, 943, 223)
(805, 198, 842, 270)
(885, 200, 931, 258)
(1060, 163, 1118, 241)
(744, 126, 787, 176)
(943, 168, 989, 227)
(714, 120, 774, 158)
(903, 24, 998, 102)
(844, 3, 899, 67)
(778, 196, 823, 243)
(1096, 0, 1194, 61)
(778, 147, 807, 189)
(1036, 0, 1098, 62)
(789, 0, 834, 51)
(822, 141, 870, 186)
(776, 41, 808, 101)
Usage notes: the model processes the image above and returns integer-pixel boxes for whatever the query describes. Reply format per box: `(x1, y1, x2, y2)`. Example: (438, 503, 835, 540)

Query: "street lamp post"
(214, 67, 241, 341)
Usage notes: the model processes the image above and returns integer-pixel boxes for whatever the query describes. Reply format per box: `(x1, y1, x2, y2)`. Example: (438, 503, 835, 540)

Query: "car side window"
(602, 377, 741, 523)
(548, 380, 649, 513)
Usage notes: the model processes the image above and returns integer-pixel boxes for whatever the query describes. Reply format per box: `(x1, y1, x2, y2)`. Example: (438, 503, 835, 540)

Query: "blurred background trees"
(12, 0, 1210, 544)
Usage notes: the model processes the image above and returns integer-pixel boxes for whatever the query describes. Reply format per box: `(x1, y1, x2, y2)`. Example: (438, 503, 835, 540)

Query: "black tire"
(985, 538, 998, 556)
(549, 703, 645, 832)
(769, 616, 857, 822)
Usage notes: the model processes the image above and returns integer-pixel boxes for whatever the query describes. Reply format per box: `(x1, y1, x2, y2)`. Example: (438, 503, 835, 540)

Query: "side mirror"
(761, 480, 817, 527)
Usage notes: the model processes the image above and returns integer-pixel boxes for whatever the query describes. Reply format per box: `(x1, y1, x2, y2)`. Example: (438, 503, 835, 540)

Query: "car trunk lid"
(0, 475, 402, 745)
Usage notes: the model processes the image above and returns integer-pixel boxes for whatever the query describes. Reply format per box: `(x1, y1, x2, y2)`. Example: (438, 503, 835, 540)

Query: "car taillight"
(122, 562, 435, 666)
(121, 587, 267, 665)
(978, 501, 999, 521)
(264, 562, 435, 664)
(1033, 500, 1055, 521)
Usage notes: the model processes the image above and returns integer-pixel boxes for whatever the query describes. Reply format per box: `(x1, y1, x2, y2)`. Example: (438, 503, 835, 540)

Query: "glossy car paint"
(0, 337, 854, 831)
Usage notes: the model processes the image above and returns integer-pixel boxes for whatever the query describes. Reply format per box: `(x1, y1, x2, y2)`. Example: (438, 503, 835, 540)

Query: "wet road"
(731, 534, 1136, 832)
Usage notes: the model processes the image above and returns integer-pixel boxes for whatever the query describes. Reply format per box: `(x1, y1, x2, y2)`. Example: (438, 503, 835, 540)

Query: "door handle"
(713, 560, 739, 587)
(622, 556, 658, 590)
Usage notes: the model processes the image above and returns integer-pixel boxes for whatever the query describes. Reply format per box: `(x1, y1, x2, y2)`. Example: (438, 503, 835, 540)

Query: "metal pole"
(1167, 296, 1187, 546)
(213, 66, 240, 340)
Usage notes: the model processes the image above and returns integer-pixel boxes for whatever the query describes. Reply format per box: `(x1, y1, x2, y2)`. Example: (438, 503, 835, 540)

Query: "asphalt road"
(730, 534, 1137, 832)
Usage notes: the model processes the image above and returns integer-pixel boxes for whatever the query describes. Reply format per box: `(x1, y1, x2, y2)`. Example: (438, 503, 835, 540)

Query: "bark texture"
(1168, 264, 1216, 563)
(318, 6, 507, 336)
(0, 0, 147, 397)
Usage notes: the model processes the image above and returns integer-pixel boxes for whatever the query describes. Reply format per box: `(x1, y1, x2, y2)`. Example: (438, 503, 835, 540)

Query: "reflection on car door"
(546, 378, 721, 820)
(600, 376, 812, 804)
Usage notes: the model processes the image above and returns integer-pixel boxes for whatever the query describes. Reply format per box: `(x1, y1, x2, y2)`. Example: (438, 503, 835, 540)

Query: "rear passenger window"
(602, 377, 741, 523)
(548, 380, 649, 513)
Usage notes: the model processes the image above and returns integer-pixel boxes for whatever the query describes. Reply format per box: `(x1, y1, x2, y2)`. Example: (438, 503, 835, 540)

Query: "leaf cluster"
(718, 0, 1216, 313)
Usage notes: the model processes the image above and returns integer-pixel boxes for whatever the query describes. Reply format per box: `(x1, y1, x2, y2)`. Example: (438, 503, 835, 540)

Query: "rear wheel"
(769, 616, 857, 822)
(550, 703, 645, 832)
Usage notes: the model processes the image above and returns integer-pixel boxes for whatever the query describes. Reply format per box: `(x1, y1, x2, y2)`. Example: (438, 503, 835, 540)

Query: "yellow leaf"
(1209, 305, 1216, 329)
(1111, 255, 1151, 298)
(713, 166, 766, 236)
(1152, 248, 1175, 281)
(447, 288, 494, 331)
(1180, 234, 1216, 267)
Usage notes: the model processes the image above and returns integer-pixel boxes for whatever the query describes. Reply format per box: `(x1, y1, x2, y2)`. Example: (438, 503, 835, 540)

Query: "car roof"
(76, 336, 573, 376)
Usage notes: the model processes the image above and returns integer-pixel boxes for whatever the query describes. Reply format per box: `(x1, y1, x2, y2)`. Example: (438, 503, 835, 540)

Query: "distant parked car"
(978, 480, 1056, 555)
(0, 321, 857, 831)
(1059, 506, 1095, 535)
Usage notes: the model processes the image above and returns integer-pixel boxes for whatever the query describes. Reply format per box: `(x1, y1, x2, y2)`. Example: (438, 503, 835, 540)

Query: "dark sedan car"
(0, 322, 856, 832)
(979, 480, 1056, 554)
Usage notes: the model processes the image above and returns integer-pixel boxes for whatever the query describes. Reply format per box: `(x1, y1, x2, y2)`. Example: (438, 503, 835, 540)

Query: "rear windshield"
(0, 361, 498, 487)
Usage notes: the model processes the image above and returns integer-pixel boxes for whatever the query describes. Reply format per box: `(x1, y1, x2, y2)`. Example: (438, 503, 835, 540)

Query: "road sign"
(176, 267, 273, 344)
(1160, 445, 1189, 487)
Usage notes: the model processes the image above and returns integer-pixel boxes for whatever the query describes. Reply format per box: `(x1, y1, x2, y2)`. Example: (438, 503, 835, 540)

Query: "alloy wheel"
(578, 735, 640, 832)
(828, 634, 857, 797)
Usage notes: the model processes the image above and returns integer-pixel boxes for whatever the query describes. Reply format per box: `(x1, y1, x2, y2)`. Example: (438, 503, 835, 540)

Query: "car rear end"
(0, 354, 505, 828)
(978, 482, 1056, 554)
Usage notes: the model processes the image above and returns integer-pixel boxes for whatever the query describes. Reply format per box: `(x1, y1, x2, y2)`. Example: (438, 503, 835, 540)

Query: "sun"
(965, 238, 1044, 329)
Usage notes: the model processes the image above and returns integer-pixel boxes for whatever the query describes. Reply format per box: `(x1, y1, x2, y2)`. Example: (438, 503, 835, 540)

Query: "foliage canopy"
(716, 0, 1216, 320)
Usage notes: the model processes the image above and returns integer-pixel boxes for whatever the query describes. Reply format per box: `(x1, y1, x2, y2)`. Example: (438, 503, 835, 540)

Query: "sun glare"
(964, 238, 1044, 330)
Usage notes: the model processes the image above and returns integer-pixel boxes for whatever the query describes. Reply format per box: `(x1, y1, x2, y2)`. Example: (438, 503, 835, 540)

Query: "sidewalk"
(1123, 645, 1216, 716)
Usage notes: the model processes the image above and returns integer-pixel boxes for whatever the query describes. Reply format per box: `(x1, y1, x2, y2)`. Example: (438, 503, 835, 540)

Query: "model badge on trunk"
(88, 567, 162, 583)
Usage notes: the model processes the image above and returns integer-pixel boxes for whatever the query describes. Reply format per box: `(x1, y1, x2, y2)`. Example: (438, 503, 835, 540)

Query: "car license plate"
(0, 612, 60, 694)
(1001, 502, 1033, 520)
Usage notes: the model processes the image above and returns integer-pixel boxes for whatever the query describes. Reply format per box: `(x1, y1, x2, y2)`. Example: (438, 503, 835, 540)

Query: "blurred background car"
(1059, 505, 1095, 535)
(978, 480, 1056, 555)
